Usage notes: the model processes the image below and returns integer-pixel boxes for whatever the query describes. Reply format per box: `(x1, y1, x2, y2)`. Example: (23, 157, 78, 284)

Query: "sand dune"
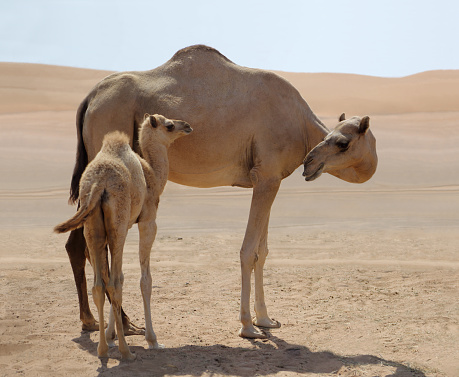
(0, 63, 112, 113)
(0, 63, 458, 376)
(2, 62, 459, 115)
(278, 70, 459, 116)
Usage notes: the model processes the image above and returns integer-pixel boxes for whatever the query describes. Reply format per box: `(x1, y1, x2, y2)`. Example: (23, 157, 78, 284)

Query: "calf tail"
(55, 183, 104, 233)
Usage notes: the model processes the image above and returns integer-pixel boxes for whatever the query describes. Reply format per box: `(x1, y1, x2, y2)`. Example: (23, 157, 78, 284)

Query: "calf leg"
(106, 230, 135, 361)
(66, 228, 144, 335)
(106, 304, 116, 348)
(84, 212, 109, 358)
(92, 276, 108, 358)
(138, 220, 162, 349)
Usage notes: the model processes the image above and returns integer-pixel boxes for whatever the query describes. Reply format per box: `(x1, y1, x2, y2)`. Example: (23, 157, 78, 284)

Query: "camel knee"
(140, 273, 152, 292)
(92, 285, 105, 304)
(255, 246, 269, 268)
(258, 242, 268, 257)
(106, 285, 122, 305)
(240, 251, 257, 272)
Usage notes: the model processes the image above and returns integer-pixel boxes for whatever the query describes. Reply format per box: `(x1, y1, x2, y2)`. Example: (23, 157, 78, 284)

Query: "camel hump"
(97, 132, 133, 164)
(170, 44, 233, 64)
(102, 131, 130, 146)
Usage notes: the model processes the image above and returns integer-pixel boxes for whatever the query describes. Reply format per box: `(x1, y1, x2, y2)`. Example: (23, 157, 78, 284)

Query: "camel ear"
(144, 113, 150, 121)
(339, 113, 346, 122)
(359, 116, 370, 134)
(149, 115, 158, 128)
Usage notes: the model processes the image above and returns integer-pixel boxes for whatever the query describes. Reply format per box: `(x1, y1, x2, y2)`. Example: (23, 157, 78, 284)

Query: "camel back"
(70, 45, 319, 203)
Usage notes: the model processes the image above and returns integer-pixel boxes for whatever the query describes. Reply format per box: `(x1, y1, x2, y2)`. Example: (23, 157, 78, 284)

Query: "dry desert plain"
(0, 62, 458, 376)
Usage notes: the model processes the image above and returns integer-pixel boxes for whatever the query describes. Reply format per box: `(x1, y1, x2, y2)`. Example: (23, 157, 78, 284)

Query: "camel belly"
(167, 141, 251, 188)
(168, 164, 252, 188)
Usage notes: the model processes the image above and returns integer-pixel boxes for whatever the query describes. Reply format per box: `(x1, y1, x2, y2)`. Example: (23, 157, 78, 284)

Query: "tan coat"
(67, 45, 377, 338)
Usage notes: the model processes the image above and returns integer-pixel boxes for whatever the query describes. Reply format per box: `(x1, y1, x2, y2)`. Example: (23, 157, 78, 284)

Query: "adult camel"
(65, 45, 377, 339)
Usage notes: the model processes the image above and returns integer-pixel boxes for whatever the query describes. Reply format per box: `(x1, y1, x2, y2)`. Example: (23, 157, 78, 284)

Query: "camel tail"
(69, 97, 89, 205)
(55, 184, 104, 234)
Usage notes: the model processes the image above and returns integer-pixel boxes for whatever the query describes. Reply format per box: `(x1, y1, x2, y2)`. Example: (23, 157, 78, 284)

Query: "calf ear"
(339, 113, 346, 122)
(149, 115, 158, 128)
(359, 116, 370, 134)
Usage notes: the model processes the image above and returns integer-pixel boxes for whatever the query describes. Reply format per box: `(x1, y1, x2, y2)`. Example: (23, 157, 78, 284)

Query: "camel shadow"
(72, 330, 426, 377)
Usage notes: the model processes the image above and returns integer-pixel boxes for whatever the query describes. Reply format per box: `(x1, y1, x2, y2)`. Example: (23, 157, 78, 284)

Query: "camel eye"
(166, 124, 175, 132)
(337, 140, 350, 151)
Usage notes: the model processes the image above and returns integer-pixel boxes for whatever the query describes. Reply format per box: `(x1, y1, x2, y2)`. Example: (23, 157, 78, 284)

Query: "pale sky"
(1, 0, 458, 77)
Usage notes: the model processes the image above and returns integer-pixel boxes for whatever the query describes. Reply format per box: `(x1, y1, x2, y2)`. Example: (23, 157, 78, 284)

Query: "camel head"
(141, 113, 193, 146)
(303, 114, 377, 183)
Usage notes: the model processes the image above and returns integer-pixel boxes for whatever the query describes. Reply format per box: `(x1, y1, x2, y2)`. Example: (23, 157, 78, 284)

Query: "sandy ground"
(0, 64, 458, 376)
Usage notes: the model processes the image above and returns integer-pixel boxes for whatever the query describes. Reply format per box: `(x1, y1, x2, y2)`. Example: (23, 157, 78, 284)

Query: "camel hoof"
(238, 326, 267, 339)
(122, 352, 136, 361)
(82, 321, 101, 332)
(148, 342, 165, 350)
(123, 322, 145, 336)
(97, 344, 109, 358)
(253, 317, 281, 329)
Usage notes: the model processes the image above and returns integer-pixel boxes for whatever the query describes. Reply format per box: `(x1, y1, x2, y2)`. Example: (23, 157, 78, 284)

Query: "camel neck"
(303, 111, 329, 155)
(139, 141, 170, 188)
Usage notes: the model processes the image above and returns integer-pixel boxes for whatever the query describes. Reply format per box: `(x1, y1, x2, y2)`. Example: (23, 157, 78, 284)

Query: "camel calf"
(55, 114, 192, 360)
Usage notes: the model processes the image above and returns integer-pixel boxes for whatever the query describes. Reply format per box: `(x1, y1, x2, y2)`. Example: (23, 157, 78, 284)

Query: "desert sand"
(0, 62, 458, 376)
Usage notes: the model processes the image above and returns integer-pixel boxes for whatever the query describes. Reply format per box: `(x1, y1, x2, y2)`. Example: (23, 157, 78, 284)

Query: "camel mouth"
(303, 163, 324, 182)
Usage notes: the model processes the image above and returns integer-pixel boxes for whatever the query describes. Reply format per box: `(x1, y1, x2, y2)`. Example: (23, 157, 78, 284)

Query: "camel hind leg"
(84, 208, 109, 357)
(106, 232, 135, 360)
(92, 280, 108, 358)
(65, 228, 99, 331)
(103, 201, 135, 361)
(65, 225, 145, 335)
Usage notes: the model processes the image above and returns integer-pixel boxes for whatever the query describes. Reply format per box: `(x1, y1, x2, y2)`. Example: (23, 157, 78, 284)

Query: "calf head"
(142, 113, 193, 146)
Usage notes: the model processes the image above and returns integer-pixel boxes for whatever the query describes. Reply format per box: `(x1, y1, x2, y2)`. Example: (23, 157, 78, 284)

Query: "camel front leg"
(118, 264, 145, 337)
(106, 304, 116, 348)
(138, 220, 163, 349)
(239, 178, 280, 339)
(253, 218, 281, 329)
